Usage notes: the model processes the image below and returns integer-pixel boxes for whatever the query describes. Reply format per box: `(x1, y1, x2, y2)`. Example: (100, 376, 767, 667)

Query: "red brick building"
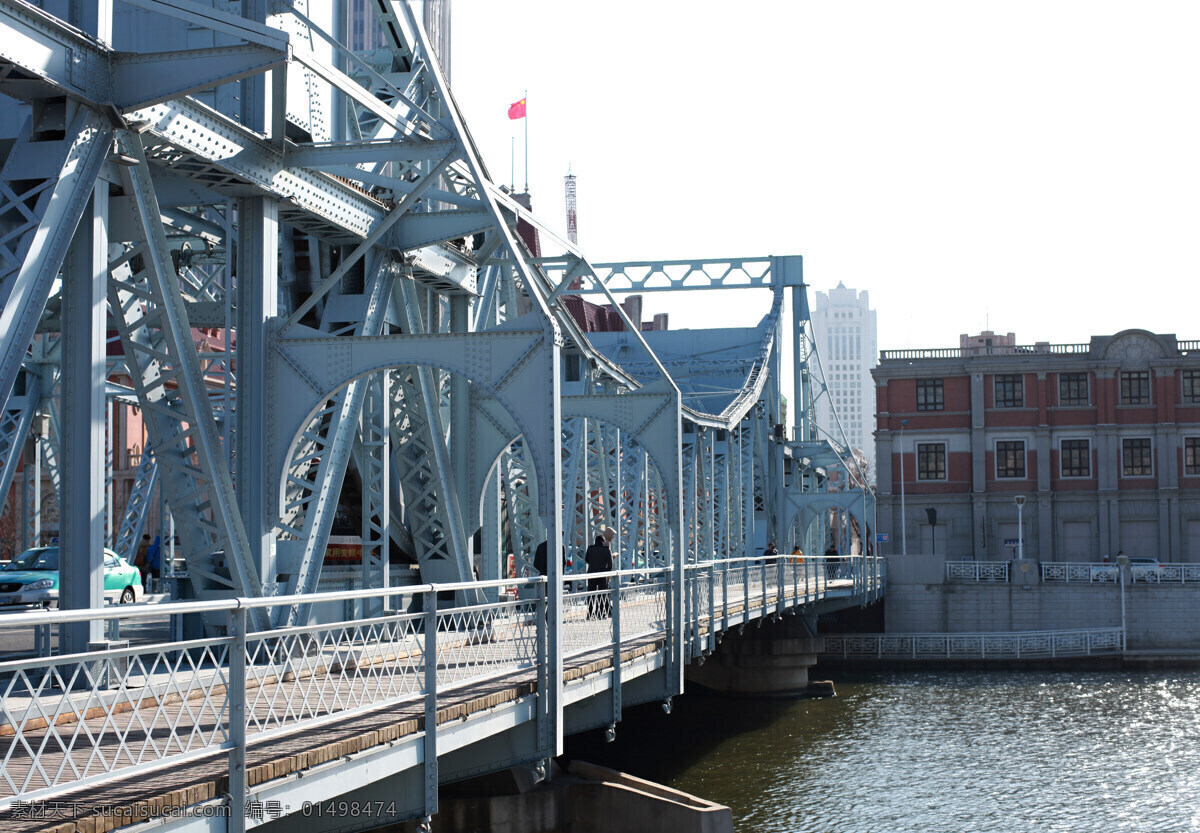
(873, 330, 1200, 562)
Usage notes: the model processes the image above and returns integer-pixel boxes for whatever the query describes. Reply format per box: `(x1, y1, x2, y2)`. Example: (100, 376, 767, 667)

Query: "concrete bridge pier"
(685, 614, 824, 696)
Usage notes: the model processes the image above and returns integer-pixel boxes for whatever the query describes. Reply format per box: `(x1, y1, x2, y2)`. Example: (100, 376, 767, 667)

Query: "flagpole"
(523, 89, 529, 194)
(511, 136, 515, 191)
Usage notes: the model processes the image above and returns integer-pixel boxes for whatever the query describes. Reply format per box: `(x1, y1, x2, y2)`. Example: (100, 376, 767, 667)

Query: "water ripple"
(665, 669, 1200, 833)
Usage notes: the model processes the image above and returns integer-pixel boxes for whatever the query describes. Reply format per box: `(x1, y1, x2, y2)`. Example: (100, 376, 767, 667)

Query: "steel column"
(59, 184, 107, 653)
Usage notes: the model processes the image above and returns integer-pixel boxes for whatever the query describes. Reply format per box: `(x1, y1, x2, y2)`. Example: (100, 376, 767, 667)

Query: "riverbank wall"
(883, 552, 1200, 651)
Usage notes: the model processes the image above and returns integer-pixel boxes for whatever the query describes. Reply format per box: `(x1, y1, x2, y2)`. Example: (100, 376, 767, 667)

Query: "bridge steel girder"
(108, 135, 267, 628)
(0, 1, 885, 821)
(0, 105, 113, 423)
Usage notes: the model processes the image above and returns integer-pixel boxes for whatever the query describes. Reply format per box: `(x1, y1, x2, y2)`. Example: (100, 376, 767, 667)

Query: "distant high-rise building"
(346, 0, 451, 78)
(813, 283, 878, 476)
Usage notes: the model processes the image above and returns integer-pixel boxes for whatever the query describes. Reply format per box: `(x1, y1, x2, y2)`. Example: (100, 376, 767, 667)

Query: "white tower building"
(813, 283, 878, 478)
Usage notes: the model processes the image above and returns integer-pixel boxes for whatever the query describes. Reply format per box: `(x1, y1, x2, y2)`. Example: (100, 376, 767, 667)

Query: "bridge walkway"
(0, 558, 876, 831)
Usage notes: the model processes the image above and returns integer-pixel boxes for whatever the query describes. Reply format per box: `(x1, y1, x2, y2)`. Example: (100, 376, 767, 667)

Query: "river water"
(566, 668, 1200, 832)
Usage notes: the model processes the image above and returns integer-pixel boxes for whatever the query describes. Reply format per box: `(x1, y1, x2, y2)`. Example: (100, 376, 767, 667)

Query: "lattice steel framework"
(0, 0, 872, 789)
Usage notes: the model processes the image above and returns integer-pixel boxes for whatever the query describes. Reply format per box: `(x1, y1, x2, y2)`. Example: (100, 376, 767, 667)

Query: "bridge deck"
(0, 567, 869, 832)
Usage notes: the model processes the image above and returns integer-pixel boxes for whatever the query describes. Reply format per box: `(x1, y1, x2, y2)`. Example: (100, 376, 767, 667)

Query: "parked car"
(0, 547, 144, 608)
(1126, 557, 1164, 582)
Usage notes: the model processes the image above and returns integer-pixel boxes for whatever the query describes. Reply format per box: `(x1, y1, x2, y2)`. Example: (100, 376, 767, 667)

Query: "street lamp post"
(1117, 552, 1128, 651)
(1014, 495, 1026, 561)
(899, 419, 908, 556)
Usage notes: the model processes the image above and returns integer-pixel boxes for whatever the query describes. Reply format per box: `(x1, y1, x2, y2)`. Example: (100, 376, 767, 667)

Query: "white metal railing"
(1131, 563, 1200, 584)
(823, 628, 1124, 659)
(1041, 562, 1119, 583)
(945, 561, 1010, 583)
(0, 554, 885, 818)
(1036, 562, 1200, 585)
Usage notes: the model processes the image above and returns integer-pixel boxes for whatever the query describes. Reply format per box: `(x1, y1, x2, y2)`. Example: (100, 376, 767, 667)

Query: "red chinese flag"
(507, 98, 527, 120)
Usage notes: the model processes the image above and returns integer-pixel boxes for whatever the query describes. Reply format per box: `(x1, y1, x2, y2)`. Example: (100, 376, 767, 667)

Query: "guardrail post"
(611, 577, 621, 727)
(776, 558, 784, 614)
(707, 564, 716, 636)
(760, 559, 767, 616)
(742, 560, 749, 621)
(721, 567, 729, 633)
(227, 606, 247, 833)
(536, 582, 549, 760)
(423, 589, 439, 820)
(683, 568, 692, 658)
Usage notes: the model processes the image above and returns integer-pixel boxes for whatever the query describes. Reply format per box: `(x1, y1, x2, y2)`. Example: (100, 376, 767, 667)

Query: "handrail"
(0, 553, 885, 814)
(1041, 562, 1118, 583)
(945, 561, 1010, 582)
(823, 627, 1124, 659)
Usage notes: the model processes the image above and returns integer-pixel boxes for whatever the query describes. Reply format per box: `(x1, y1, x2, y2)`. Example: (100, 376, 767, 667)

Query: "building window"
(916, 379, 944, 411)
(1122, 438, 1153, 477)
(1060, 439, 1090, 478)
(995, 375, 1024, 408)
(996, 440, 1026, 478)
(1058, 373, 1089, 406)
(1183, 370, 1200, 404)
(916, 443, 946, 480)
(1185, 438, 1200, 476)
(1120, 371, 1150, 405)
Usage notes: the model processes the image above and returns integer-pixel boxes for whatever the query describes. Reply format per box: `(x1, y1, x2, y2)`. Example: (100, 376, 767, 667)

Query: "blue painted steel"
(0, 0, 879, 825)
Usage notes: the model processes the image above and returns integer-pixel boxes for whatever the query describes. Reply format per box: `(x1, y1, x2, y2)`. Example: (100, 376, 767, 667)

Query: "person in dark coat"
(143, 535, 162, 590)
(584, 534, 613, 618)
(824, 542, 839, 580)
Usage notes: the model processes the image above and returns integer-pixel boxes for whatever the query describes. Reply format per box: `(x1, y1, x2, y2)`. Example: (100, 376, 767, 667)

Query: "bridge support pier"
(685, 616, 823, 696)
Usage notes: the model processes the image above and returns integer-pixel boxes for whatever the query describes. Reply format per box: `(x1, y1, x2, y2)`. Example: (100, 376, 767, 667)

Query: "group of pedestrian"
(763, 541, 839, 576)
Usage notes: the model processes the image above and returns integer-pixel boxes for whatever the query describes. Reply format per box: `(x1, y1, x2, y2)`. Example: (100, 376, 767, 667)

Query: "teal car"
(0, 547, 144, 608)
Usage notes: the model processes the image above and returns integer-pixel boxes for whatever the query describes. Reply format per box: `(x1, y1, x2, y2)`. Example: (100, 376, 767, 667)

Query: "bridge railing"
(0, 578, 542, 810)
(1041, 562, 1118, 583)
(1132, 563, 1200, 584)
(562, 568, 670, 659)
(0, 553, 885, 813)
(946, 561, 1010, 582)
(1037, 562, 1200, 584)
(823, 628, 1124, 659)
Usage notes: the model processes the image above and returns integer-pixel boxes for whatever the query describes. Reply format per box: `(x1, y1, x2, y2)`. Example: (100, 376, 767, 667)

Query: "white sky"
(451, 1, 1200, 352)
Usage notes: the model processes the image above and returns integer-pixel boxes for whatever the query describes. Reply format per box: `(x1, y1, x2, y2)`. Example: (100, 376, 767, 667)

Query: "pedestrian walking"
(143, 535, 161, 591)
(584, 534, 613, 619)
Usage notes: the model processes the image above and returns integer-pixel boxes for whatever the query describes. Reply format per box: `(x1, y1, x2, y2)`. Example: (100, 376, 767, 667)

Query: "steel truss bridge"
(0, 0, 881, 829)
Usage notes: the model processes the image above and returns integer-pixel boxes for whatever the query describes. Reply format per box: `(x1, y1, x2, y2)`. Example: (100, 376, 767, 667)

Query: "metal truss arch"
(271, 329, 559, 515)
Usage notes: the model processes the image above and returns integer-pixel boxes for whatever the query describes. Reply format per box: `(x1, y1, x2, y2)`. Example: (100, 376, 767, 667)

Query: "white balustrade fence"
(945, 561, 1010, 583)
(946, 560, 1200, 586)
(1132, 563, 1200, 584)
(1041, 563, 1119, 583)
(824, 628, 1124, 660)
